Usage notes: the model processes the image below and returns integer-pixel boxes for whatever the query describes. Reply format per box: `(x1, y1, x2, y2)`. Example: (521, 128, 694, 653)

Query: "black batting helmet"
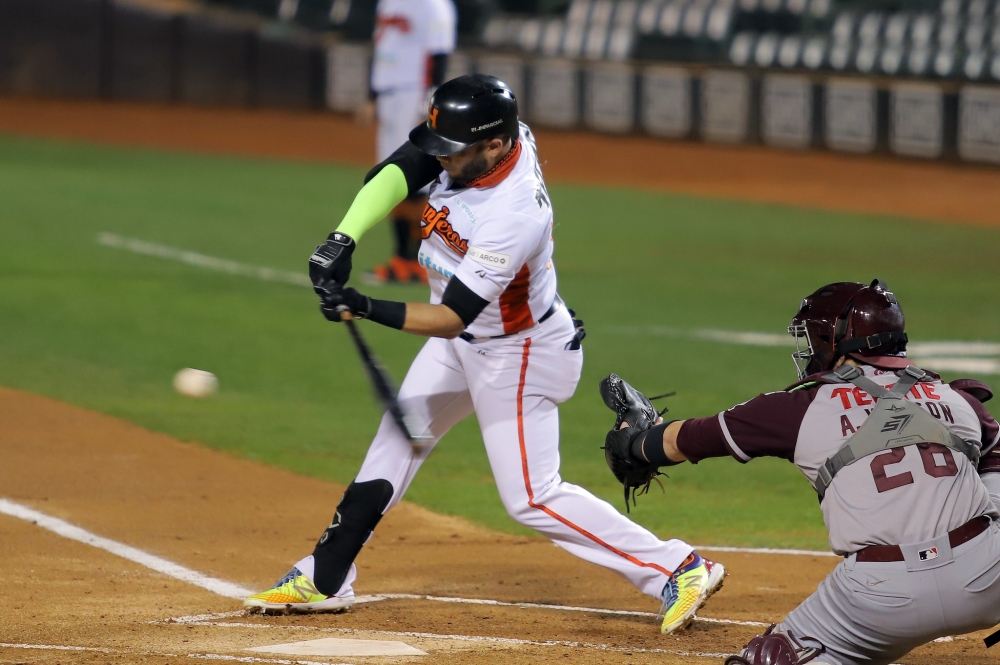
(788, 279, 908, 380)
(409, 74, 519, 157)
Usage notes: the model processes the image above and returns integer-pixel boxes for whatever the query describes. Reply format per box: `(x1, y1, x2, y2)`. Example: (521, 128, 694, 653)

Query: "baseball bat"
(339, 312, 433, 452)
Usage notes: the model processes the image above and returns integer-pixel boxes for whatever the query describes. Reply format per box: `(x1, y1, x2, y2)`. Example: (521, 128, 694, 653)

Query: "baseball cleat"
(362, 257, 428, 286)
(244, 558, 354, 615)
(658, 552, 726, 634)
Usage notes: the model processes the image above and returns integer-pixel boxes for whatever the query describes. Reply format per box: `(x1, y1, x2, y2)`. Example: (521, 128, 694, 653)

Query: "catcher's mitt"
(599, 373, 666, 511)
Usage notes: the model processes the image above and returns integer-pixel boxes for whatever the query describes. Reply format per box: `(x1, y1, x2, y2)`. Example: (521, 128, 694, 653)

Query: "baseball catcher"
(601, 279, 1000, 664)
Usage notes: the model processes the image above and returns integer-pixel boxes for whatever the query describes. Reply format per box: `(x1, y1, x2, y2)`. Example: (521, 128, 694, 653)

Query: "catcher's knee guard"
(311, 479, 394, 595)
(724, 624, 825, 665)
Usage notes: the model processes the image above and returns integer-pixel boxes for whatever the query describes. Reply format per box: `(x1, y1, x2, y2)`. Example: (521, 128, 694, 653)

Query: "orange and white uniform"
(347, 124, 695, 600)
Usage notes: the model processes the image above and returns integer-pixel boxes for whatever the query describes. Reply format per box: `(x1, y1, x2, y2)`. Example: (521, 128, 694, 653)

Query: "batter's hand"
(309, 232, 355, 291)
(318, 283, 371, 322)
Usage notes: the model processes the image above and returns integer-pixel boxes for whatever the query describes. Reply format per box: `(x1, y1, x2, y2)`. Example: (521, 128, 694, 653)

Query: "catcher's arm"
(599, 374, 685, 510)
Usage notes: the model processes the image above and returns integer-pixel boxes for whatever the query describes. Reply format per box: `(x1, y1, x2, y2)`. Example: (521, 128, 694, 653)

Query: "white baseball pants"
(352, 307, 693, 599)
(376, 87, 426, 162)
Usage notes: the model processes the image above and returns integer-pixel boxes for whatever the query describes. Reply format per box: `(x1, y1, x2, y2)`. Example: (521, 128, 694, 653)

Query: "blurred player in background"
(359, 0, 457, 285)
(601, 279, 1000, 665)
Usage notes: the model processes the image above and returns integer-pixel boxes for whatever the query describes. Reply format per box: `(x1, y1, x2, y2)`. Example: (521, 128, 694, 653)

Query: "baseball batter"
(363, 0, 456, 284)
(601, 280, 1000, 664)
(245, 75, 726, 634)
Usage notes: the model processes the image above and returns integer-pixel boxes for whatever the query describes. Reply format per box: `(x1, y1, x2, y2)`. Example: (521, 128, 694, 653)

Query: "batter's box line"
(0, 643, 348, 665)
(159, 594, 770, 628)
(148, 624, 736, 659)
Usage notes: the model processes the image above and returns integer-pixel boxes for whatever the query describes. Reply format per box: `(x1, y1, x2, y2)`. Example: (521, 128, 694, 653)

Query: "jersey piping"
(467, 140, 521, 189)
(515, 339, 673, 578)
(499, 264, 534, 334)
(718, 413, 751, 462)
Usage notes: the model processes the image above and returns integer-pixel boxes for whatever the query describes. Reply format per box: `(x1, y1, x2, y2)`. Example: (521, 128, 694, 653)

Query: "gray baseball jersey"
(677, 364, 1000, 554)
(677, 364, 1000, 665)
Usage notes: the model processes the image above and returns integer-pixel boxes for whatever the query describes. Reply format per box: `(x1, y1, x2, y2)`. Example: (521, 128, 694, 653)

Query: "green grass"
(2, 135, 999, 550)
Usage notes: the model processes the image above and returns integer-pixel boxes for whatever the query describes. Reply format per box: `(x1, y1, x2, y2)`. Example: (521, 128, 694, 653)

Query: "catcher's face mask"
(787, 322, 814, 381)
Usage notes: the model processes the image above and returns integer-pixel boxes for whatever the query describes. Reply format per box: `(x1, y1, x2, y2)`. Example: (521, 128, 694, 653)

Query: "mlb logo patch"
(918, 547, 939, 561)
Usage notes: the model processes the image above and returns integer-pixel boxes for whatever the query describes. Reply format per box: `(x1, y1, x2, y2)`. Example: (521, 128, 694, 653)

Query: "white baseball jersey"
(417, 124, 559, 339)
(371, 0, 456, 94)
(677, 364, 999, 555)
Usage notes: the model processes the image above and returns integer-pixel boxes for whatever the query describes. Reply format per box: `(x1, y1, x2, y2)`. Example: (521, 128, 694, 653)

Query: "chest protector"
(814, 365, 981, 501)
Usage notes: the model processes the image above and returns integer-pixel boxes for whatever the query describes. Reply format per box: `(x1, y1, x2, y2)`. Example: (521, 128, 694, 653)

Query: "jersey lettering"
(420, 203, 468, 255)
(869, 443, 960, 492)
(870, 448, 914, 493)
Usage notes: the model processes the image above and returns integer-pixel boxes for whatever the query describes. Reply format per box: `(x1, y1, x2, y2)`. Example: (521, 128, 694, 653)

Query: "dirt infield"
(0, 387, 995, 664)
(1, 96, 999, 228)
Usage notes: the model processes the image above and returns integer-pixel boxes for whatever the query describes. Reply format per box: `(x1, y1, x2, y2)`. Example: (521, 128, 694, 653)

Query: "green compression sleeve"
(335, 164, 409, 242)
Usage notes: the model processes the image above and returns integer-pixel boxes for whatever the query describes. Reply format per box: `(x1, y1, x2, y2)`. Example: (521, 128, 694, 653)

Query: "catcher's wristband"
(630, 421, 679, 468)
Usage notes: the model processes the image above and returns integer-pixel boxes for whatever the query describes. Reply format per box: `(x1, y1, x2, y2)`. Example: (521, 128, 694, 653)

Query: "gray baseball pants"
(779, 519, 1000, 665)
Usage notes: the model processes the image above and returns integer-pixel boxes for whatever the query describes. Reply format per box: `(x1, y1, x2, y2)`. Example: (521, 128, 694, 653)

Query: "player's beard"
(451, 148, 490, 186)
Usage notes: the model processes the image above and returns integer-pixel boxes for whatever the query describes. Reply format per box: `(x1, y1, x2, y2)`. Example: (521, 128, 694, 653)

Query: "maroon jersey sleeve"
(677, 387, 817, 464)
(955, 389, 1000, 453)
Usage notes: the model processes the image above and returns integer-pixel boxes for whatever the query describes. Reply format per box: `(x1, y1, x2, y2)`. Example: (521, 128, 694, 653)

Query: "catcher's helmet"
(725, 624, 825, 665)
(788, 279, 908, 380)
(409, 74, 519, 157)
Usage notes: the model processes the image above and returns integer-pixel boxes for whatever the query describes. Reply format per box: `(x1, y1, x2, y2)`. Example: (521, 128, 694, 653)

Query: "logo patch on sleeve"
(467, 246, 511, 270)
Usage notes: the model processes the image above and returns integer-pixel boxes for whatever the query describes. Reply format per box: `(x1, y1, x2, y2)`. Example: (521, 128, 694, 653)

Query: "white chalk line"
(0, 644, 347, 665)
(603, 326, 1000, 375)
(96, 233, 1000, 375)
(0, 499, 962, 659)
(0, 498, 255, 600)
(150, 622, 734, 659)
(96, 232, 312, 288)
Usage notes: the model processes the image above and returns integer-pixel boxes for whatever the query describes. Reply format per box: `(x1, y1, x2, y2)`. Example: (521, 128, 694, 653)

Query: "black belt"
(459, 298, 561, 343)
(853, 516, 990, 563)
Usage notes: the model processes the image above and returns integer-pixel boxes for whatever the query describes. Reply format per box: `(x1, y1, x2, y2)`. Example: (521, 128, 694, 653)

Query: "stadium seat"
(329, 0, 350, 25)
(854, 42, 878, 74)
(828, 40, 853, 71)
(801, 35, 827, 69)
(809, 0, 831, 20)
(729, 30, 756, 65)
(884, 12, 909, 49)
(540, 20, 565, 55)
(910, 13, 936, 50)
(786, 0, 807, 16)
(563, 21, 587, 56)
(754, 32, 780, 67)
(964, 48, 988, 78)
(857, 12, 883, 47)
(584, 21, 611, 59)
(908, 46, 932, 76)
(607, 25, 635, 59)
(831, 12, 854, 44)
(938, 18, 961, 50)
(934, 46, 959, 77)
(682, 2, 707, 39)
(637, 0, 664, 34)
(880, 44, 904, 76)
(705, 3, 733, 41)
(778, 35, 802, 68)
(658, 1, 683, 37)
(519, 19, 544, 51)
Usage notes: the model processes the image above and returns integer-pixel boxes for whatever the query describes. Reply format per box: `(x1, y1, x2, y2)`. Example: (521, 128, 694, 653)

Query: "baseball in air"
(173, 368, 218, 399)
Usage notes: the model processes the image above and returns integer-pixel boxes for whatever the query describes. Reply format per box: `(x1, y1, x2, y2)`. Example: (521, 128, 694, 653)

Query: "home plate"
(247, 638, 427, 657)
